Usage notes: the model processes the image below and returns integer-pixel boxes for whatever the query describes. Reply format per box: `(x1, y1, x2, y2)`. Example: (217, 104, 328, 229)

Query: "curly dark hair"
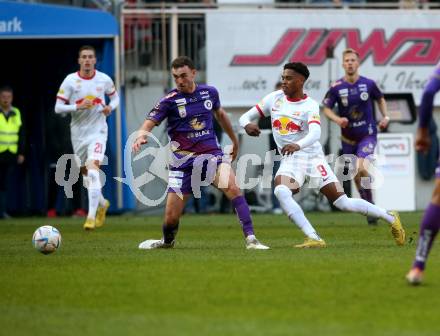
(283, 62, 310, 80)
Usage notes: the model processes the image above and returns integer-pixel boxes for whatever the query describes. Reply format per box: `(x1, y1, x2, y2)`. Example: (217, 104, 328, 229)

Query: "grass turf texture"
(1, 212, 439, 336)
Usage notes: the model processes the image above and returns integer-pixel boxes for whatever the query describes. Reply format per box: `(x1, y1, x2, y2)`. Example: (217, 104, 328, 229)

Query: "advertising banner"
(207, 10, 440, 107)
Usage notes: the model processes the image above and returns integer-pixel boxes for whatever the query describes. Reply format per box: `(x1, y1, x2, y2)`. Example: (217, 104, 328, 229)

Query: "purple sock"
(413, 203, 440, 270)
(231, 195, 255, 237)
(358, 188, 373, 204)
(163, 222, 179, 244)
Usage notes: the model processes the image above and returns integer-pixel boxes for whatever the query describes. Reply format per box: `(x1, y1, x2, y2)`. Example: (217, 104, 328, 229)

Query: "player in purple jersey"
(132, 56, 268, 250)
(323, 48, 390, 225)
(406, 64, 440, 285)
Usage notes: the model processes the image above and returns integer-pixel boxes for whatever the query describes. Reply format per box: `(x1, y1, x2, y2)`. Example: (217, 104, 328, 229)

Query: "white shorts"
(72, 135, 107, 166)
(276, 152, 339, 189)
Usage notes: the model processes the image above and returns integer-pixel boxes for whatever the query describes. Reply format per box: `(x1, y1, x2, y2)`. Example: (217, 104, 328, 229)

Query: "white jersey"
(56, 70, 116, 139)
(256, 90, 322, 155)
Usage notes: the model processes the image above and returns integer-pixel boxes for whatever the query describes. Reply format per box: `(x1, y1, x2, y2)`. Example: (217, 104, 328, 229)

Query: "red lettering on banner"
(290, 29, 345, 65)
(392, 30, 440, 65)
(232, 29, 440, 66)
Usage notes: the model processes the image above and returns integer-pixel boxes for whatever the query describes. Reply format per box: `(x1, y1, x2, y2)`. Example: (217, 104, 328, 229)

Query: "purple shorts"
(168, 154, 224, 195)
(342, 135, 377, 159)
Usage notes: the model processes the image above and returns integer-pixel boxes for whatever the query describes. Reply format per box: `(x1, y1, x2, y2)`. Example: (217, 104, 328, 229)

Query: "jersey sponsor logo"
(199, 90, 209, 95)
(178, 105, 187, 118)
(272, 117, 302, 135)
(175, 98, 187, 106)
(360, 92, 369, 101)
(352, 120, 367, 127)
(187, 129, 211, 139)
(75, 95, 103, 106)
(358, 84, 368, 92)
(350, 108, 363, 120)
(338, 89, 348, 96)
(189, 117, 206, 131)
(204, 99, 213, 110)
(231, 29, 440, 66)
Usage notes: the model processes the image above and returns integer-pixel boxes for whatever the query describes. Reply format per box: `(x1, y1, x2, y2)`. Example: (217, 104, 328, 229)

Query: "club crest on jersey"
(341, 97, 348, 107)
(360, 92, 369, 101)
(204, 99, 213, 110)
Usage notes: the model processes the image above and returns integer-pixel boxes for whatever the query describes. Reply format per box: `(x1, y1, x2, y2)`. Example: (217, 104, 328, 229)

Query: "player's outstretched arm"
(238, 107, 261, 137)
(322, 106, 348, 128)
(132, 119, 157, 153)
(214, 107, 239, 161)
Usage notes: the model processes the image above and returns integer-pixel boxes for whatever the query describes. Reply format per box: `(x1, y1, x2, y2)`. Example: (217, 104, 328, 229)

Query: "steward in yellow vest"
(0, 86, 25, 218)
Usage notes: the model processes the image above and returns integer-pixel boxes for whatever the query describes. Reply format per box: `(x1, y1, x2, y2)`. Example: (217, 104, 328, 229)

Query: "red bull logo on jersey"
(272, 117, 302, 135)
(75, 95, 103, 106)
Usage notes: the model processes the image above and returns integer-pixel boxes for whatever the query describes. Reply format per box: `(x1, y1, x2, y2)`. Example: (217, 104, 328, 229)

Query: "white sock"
(87, 169, 101, 220)
(333, 195, 394, 224)
(274, 185, 321, 240)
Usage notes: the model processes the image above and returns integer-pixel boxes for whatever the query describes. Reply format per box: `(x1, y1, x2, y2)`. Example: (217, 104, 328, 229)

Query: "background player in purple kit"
(323, 48, 390, 225)
(406, 64, 440, 285)
(132, 56, 268, 250)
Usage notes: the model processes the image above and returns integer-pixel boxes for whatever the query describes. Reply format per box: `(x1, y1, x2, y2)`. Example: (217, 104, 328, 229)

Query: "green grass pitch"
(1, 212, 439, 336)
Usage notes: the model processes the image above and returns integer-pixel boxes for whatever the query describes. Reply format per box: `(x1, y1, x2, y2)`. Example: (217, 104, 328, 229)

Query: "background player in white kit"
(239, 62, 405, 247)
(55, 45, 120, 230)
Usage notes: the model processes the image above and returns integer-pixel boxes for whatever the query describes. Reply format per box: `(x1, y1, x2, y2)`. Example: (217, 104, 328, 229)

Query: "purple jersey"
(323, 76, 383, 143)
(419, 63, 440, 128)
(147, 84, 223, 168)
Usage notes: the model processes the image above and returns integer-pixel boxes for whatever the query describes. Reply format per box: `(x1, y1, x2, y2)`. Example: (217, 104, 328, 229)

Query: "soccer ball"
(32, 225, 62, 254)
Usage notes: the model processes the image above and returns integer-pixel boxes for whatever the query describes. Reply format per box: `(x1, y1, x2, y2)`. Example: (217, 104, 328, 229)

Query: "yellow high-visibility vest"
(0, 107, 22, 154)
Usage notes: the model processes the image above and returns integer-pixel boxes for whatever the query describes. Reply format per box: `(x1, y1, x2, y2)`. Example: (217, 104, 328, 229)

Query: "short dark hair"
(171, 56, 195, 70)
(283, 62, 310, 80)
(78, 45, 96, 57)
(0, 85, 13, 94)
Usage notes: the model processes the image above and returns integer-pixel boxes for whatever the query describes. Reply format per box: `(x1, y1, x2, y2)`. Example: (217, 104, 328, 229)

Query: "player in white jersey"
(55, 45, 119, 230)
(239, 62, 405, 247)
